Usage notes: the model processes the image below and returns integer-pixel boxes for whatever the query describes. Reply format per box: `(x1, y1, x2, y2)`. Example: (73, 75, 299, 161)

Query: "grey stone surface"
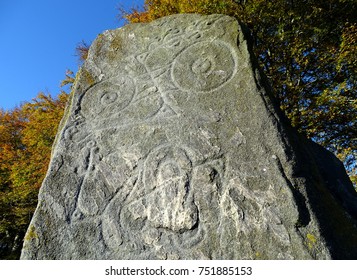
(21, 14, 357, 260)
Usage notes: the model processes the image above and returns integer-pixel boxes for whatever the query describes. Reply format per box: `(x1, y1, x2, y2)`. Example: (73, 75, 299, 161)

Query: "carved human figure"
(143, 145, 198, 232)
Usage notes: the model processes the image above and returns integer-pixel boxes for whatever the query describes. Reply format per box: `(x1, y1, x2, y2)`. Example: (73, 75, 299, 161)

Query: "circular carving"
(100, 91, 118, 106)
(81, 76, 135, 119)
(86, 140, 97, 148)
(191, 57, 214, 75)
(171, 41, 237, 92)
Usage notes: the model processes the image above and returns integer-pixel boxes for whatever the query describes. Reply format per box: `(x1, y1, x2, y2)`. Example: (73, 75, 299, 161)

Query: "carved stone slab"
(21, 14, 357, 259)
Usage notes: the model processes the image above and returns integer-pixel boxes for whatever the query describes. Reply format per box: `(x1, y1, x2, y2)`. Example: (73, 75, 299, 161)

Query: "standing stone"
(21, 14, 357, 259)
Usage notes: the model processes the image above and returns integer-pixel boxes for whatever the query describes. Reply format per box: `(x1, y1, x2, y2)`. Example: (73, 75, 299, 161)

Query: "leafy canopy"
(0, 92, 68, 258)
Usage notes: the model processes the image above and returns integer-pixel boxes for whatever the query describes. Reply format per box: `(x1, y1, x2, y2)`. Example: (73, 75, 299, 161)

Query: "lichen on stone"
(24, 225, 38, 242)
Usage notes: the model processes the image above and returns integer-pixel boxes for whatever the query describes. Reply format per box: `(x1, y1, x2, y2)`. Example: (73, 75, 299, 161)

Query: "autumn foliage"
(0, 92, 68, 258)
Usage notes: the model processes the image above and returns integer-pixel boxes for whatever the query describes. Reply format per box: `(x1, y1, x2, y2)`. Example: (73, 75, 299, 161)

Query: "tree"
(0, 92, 68, 259)
(121, 0, 357, 186)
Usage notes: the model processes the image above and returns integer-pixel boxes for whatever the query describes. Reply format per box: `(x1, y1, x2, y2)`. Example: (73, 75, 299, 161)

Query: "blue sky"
(0, 0, 144, 110)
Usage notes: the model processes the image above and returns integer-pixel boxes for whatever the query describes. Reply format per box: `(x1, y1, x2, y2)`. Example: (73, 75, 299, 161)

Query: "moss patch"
(108, 35, 123, 61)
(80, 68, 96, 87)
(110, 35, 123, 52)
(255, 251, 262, 259)
(306, 233, 317, 249)
(24, 225, 38, 242)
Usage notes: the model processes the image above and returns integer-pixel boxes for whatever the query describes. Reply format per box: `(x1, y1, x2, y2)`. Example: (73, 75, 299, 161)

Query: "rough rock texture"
(21, 14, 357, 260)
